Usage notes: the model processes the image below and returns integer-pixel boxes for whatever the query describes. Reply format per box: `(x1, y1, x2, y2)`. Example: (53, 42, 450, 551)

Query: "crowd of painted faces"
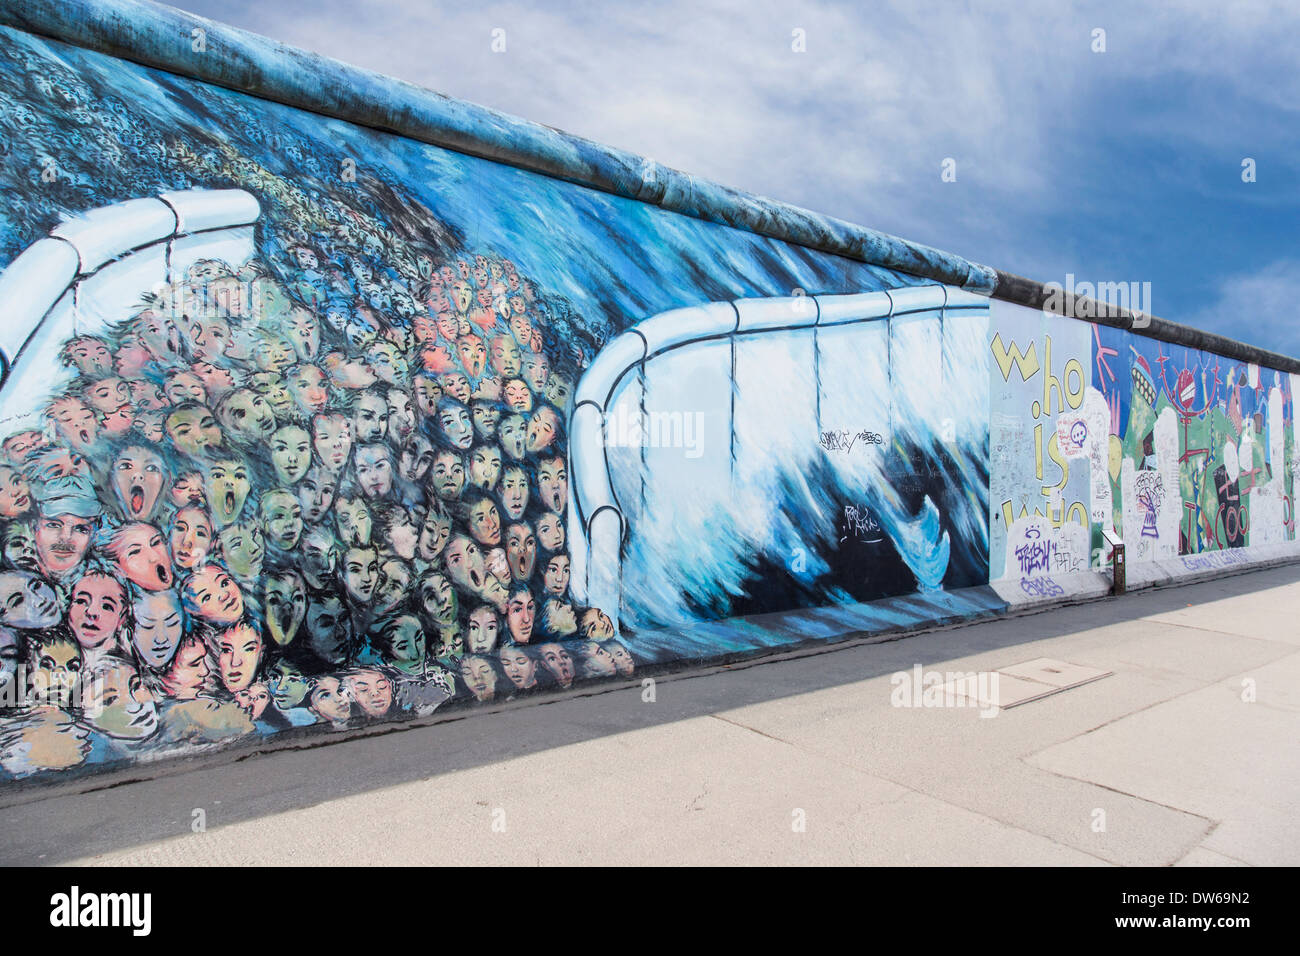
(0, 242, 636, 779)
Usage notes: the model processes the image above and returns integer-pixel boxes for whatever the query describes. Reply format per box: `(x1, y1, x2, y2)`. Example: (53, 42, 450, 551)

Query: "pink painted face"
(46, 398, 98, 450)
(35, 513, 93, 577)
(0, 466, 32, 518)
(344, 669, 393, 718)
(457, 335, 486, 378)
(412, 313, 439, 343)
(184, 564, 244, 625)
(170, 505, 214, 570)
(68, 573, 126, 652)
(216, 624, 262, 694)
(112, 523, 174, 591)
(187, 317, 231, 362)
(83, 377, 129, 414)
(503, 378, 533, 413)
(3, 430, 47, 465)
(287, 365, 329, 416)
(112, 446, 167, 521)
(161, 636, 210, 700)
(66, 337, 112, 376)
(114, 338, 152, 379)
(170, 471, 205, 508)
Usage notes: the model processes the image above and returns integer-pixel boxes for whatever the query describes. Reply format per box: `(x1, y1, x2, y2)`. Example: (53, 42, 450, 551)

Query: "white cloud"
(1183, 259, 1300, 358)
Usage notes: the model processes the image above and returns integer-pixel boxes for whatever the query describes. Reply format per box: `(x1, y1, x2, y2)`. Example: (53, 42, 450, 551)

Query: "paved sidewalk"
(3, 564, 1297, 866)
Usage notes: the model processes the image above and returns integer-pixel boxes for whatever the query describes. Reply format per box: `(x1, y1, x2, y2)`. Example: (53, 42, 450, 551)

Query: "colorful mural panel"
(988, 299, 1295, 591)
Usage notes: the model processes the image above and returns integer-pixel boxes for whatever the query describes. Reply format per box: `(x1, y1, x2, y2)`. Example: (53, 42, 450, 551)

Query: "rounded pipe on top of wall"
(568, 285, 969, 625)
(0, 187, 260, 391)
(1, 0, 1294, 372)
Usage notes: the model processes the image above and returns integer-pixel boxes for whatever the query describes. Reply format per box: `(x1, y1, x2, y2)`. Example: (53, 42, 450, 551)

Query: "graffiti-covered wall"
(989, 299, 1296, 601)
(0, 9, 1293, 787)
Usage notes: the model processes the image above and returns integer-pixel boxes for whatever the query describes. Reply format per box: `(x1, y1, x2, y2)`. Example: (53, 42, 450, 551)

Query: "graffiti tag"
(841, 505, 884, 544)
(820, 429, 884, 453)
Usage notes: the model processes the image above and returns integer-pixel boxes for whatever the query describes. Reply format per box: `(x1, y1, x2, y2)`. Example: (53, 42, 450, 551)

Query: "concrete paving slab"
(1141, 580, 1300, 645)
(998, 658, 1113, 690)
(1028, 658, 1300, 865)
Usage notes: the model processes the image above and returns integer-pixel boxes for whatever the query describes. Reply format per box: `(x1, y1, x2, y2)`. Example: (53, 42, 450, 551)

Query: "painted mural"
(988, 300, 1296, 598)
(0, 27, 978, 782)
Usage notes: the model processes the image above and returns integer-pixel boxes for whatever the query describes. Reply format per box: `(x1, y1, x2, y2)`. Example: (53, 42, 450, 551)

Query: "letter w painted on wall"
(991, 333, 1040, 382)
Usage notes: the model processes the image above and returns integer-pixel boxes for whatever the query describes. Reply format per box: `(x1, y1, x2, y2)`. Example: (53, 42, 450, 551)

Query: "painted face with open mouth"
(444, 535, 488, 595)
(265, 572, 307, 647)
(537, 457, 568, 513)
(506, 523, 537, 582)
(112, 446, 167, 521)
(538, 642, 574, 687)
(499, 415, 527, 459)
(111, 523, 174, 591)
(205, 459, 251, 527)
(288, 309, 321, 361)
(46, 398, 99, 451)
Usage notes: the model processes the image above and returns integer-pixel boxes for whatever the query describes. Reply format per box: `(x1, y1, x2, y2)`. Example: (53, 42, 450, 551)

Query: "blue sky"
(164, 0, 1299, 357)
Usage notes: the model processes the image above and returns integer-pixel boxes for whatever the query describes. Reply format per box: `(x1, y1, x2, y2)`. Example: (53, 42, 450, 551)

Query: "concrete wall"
(0, 1, 1293, 786)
